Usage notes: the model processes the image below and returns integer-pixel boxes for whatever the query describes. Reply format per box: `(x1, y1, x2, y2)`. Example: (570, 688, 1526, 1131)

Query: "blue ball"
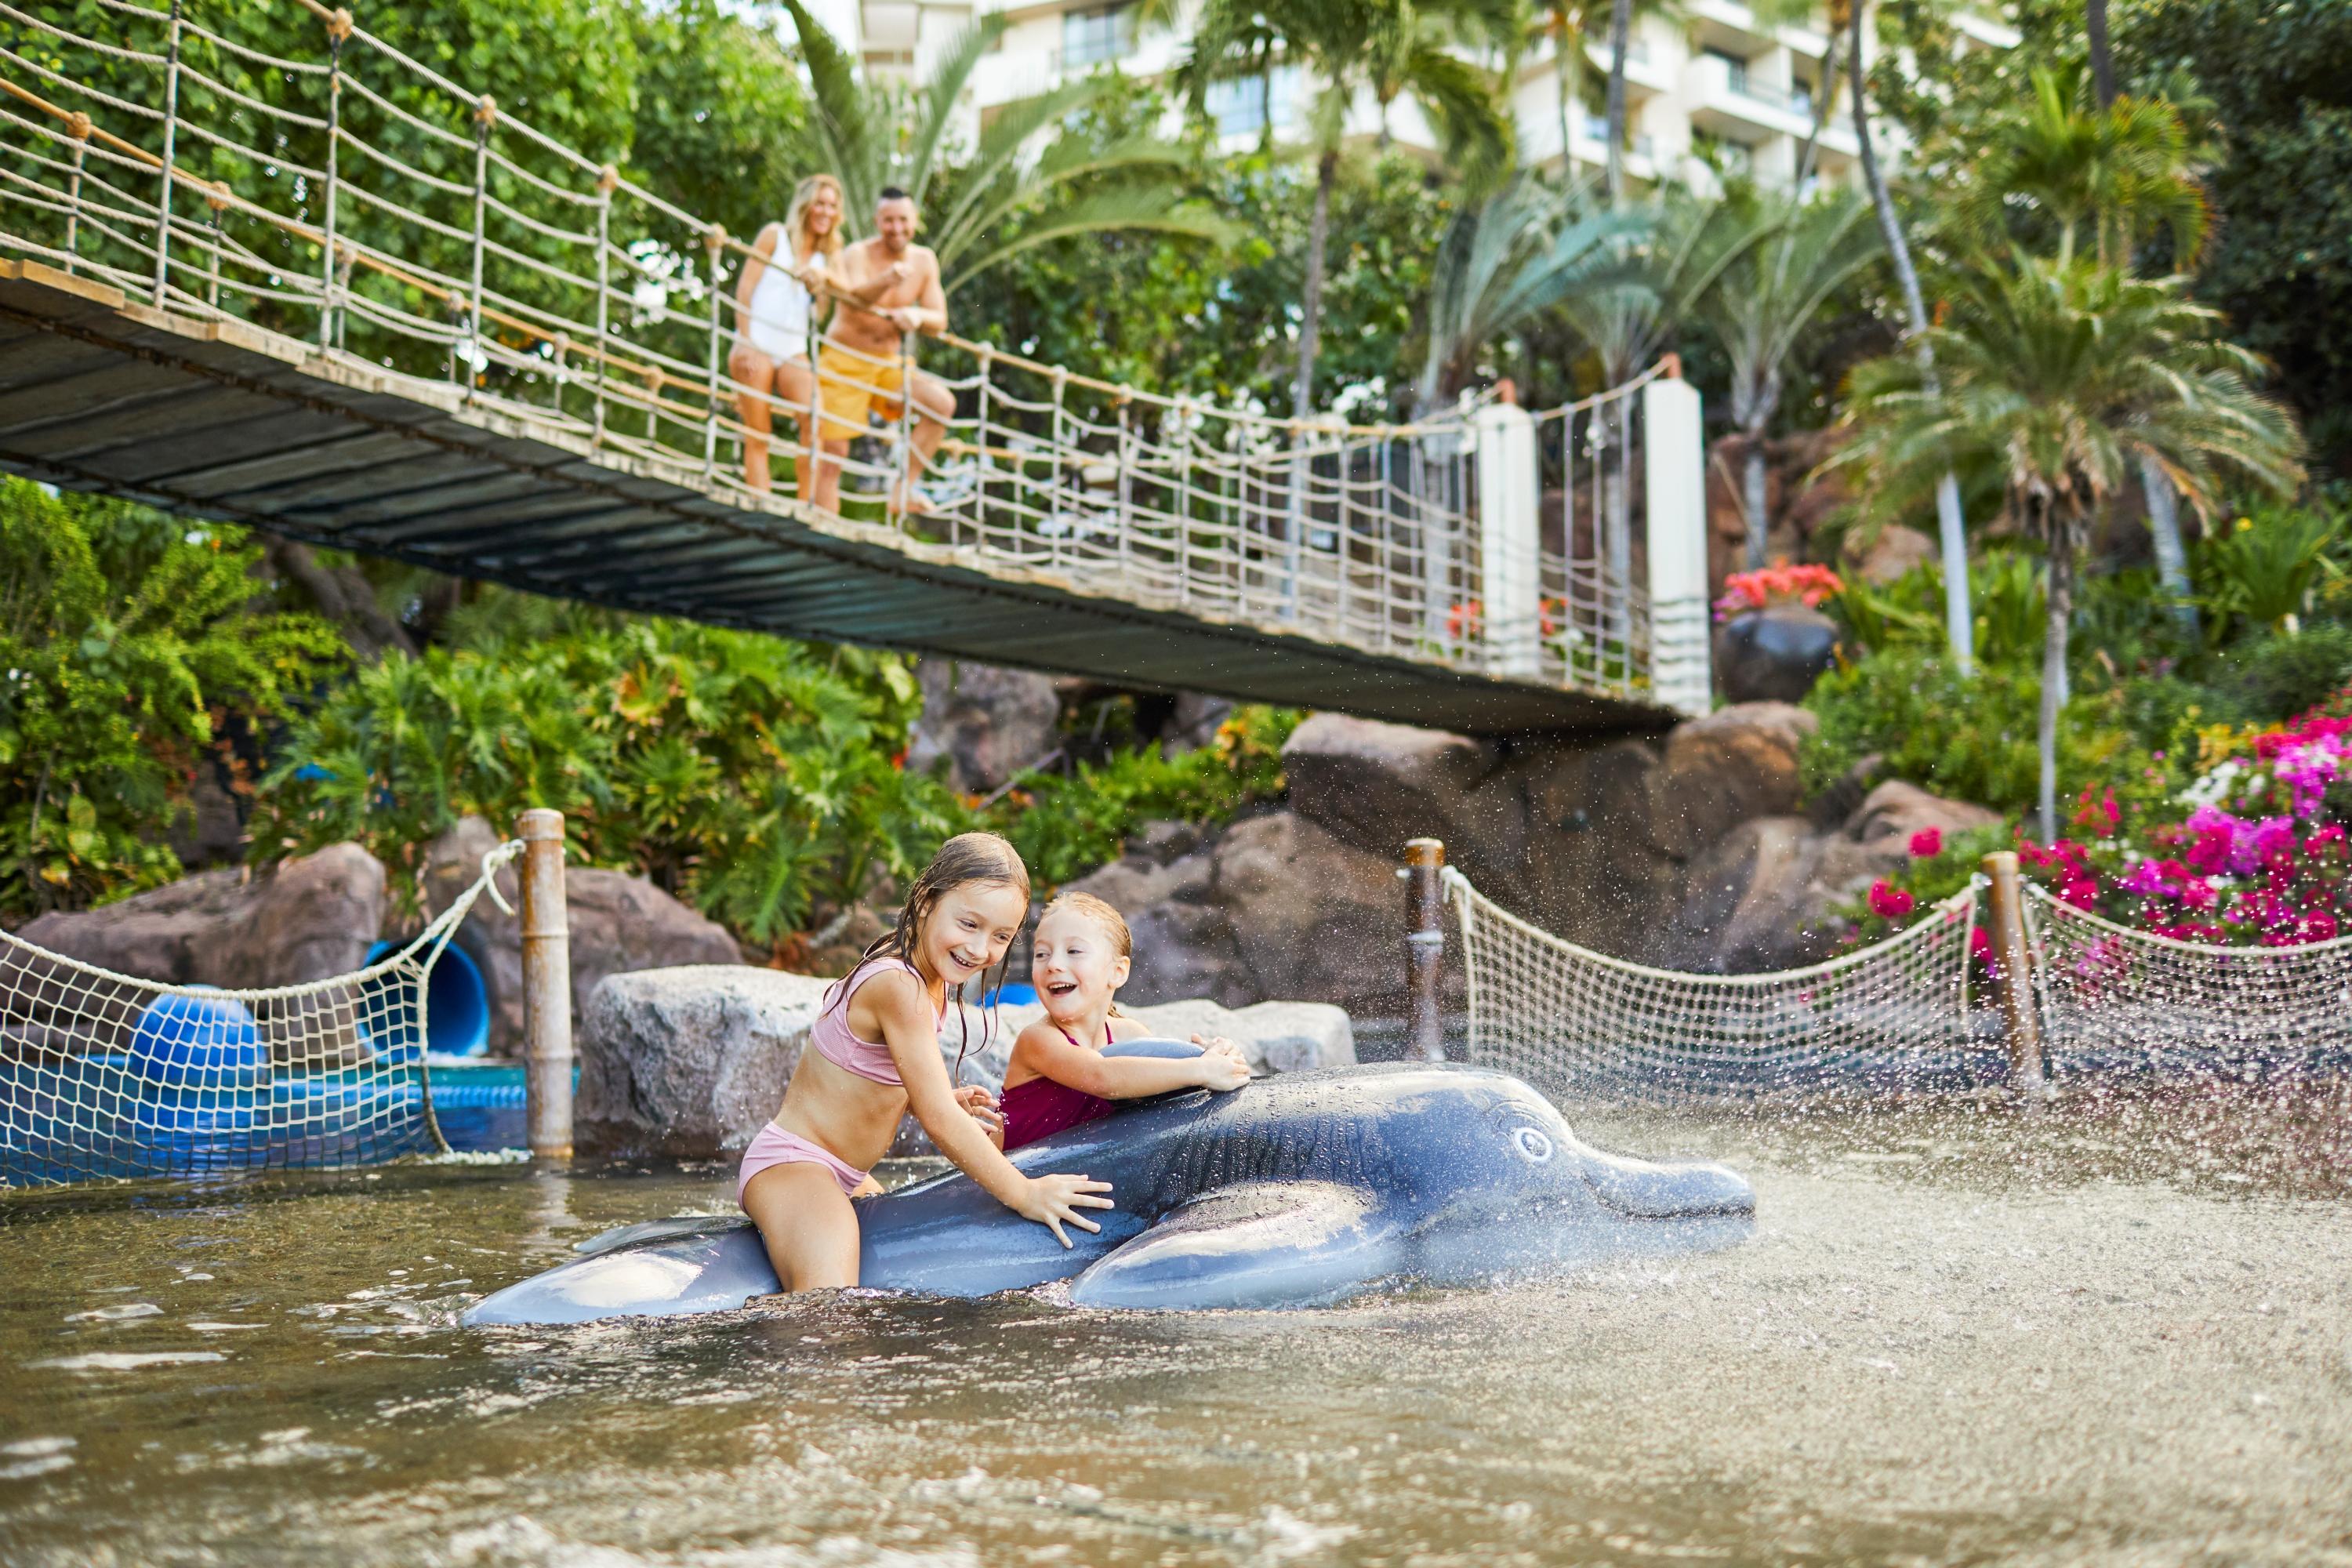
(129, 988, 267, 1089)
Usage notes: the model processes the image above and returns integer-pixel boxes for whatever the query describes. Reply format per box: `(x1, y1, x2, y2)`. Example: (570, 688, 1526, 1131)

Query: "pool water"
(2, 1077, 2348, 1566)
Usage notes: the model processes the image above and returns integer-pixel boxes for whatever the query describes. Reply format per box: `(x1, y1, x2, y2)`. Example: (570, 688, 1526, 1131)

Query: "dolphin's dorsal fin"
(1066, 1181, 1406, 1311)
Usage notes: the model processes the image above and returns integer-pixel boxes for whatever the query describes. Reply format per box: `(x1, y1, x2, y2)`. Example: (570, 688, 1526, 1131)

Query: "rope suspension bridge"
(0, 0, 1715, 732)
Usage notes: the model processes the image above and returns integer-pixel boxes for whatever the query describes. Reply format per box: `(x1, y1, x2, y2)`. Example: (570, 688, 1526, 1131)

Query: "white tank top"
(746, 249, 820, 359)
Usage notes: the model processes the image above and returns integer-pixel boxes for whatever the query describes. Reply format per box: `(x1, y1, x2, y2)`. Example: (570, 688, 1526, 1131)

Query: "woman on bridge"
(729, 173, 842, 497)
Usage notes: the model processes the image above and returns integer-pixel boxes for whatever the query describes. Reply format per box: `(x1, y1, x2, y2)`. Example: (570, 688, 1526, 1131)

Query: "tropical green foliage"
(1835, 252, 2303, 836)
(1417, 175, 1637, 409)
(0, 482, 343, 920)
(252, 615, 962, 946)
(1173, 0, 1515, 415)
(775, 0, 1231, 291)
(1697, 190, 1880, 567)
(985, 707, 1301, 887)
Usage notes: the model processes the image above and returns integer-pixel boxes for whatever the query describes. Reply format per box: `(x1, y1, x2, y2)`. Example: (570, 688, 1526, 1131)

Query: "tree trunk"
(2140, 452, 2199, 641)
(261, 535, 419, 661)
(1293, 147, 1338, 421)
(1553, 5, 1575, 169)
(1793, 28, 1840, 191)
(1603, 0, 1632, 204)
(1743, 434, 1770, 570)
(1847, 2, 1974, 673)
(2038, 523, 2076, 845)
(2086, 0, 2116, 109)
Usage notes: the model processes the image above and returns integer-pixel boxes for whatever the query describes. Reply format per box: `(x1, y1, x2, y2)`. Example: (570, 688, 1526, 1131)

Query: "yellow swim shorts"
(815, 342, 908, 441)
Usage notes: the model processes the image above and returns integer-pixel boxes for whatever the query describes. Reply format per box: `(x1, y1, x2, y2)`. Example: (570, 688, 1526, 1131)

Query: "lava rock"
(904, 659, 1062, 793)
(1715, 607, 1843, 704)
(15, 842, 385, 993)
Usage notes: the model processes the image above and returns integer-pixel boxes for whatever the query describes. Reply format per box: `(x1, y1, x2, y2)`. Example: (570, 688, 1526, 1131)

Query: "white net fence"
(0, 841, 519, 1185)
(1446, 868, 1987, 1105)
(2026, 886, 2352, 1082)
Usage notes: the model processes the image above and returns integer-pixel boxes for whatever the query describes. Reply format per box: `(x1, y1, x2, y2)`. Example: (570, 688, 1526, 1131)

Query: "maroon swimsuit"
(998, 1022, 1116, 1152)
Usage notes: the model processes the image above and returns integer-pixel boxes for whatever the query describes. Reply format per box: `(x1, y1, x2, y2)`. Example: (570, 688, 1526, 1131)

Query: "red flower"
(1867, 880, 1915, 918)
(1908, 827, 1942, 858)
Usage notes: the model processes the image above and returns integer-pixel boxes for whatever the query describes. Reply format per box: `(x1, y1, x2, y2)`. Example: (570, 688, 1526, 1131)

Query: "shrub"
(985, 706, 1300, 887)
(0, 482, 343, 921)
(252, 617, 961, 948)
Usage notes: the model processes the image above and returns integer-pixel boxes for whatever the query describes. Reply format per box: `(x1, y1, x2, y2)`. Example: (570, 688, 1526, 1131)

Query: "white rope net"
(0, 842, 520, 1185)
(0, 0, 1662, 704)
(2024, 885, 2352, 1081)
(1446, 868, 1985, 1105)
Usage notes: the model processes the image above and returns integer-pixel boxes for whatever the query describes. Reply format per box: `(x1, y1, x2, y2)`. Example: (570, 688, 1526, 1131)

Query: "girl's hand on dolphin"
(1192, 1047, 1251, 1093)
(1019, 1174, 1113, 1247)
(1192, 1034, 1252, 1076)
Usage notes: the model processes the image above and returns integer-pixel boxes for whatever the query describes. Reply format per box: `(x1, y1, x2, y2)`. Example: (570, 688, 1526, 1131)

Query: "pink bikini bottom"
(736, 1122, 869, 1205)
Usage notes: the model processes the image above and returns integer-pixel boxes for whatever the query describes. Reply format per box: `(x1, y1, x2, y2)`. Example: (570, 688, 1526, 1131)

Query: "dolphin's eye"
(1512, 1127, 1555, 1163)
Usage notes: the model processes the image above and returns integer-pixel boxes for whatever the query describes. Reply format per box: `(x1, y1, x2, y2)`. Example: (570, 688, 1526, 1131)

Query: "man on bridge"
(813, 187, 955, 517)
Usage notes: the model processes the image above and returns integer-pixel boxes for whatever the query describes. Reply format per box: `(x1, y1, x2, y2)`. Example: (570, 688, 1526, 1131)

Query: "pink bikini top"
(811, 956, 943, 1086)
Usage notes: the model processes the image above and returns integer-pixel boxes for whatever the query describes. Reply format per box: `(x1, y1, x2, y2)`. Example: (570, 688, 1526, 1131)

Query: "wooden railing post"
(518, 809, 573, 1157)
(1981, 851, 2045, 1097)
(1405, 837, 1446, 1063)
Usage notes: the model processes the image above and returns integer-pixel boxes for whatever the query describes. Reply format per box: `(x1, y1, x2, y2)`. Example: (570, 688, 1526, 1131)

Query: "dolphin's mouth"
(1579, 1151, 1756, 1219)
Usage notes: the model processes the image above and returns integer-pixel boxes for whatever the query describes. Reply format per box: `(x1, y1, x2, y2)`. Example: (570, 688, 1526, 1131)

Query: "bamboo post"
(591, 165, 617, 448)
(702, 223, 725, 479)
(151, 0, 184, 303)
(1405, 838, 1446, 1063)
(465, 96, 494, 400)
(61, 113, 89, 274)
(1981, 851, 2045, 1097)
(318, 11, 348, 349)
(518, 808, 573, 1158)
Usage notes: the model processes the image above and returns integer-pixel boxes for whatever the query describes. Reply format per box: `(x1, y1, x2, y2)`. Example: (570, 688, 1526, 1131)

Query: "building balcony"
(1686, 52, 1821, 143)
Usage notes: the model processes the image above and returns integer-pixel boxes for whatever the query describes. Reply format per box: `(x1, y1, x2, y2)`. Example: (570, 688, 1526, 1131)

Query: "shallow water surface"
(2, 1081, 2350, 1566)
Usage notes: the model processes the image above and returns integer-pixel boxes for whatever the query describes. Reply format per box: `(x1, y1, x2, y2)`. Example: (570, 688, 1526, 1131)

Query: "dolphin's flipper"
(1067, 1181, 1406, 1310)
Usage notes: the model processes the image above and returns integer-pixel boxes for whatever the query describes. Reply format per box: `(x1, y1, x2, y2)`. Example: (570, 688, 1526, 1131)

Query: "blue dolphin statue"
(463, 1051, 1754, 1324)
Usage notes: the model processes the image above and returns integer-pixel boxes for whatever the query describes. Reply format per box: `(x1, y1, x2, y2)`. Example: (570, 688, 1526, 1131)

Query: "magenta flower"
(1909, 826, 1942, 858)
(1868, 879, 1915, 918)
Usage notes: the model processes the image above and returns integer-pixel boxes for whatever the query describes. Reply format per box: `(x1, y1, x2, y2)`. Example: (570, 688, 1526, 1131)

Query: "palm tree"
(1958, 62, 2213, 632)
(1836, 256, 2303, 841)
(1417, 175, 1641, 408)
(1835, 0, 1975, 672)
(1175, 0, 1515, 419)
(1697, 190, 1880, 568)
(779, 0, 1232, 292)
(1558, 191, 1769, 608)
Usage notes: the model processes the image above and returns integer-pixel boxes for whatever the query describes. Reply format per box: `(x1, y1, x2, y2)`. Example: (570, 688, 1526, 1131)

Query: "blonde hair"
(1040, 891, 1133, 1016)
(1041, 890, 1132, 959)
(784, 172, 845, 267)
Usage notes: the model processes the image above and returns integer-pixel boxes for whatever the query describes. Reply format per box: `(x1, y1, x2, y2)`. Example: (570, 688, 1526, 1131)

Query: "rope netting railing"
(0, 0, 1662, 700)
(2024, 884, 2352, 1081)
(0, 840, 521, 1185)
(1446, 868, 1984, 1105)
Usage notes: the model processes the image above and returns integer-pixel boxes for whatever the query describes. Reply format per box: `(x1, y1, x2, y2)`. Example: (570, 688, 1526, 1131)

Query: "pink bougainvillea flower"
(1909, 826, 1942, 858)
(1969, 925, 1993, 960)
(1867, 879, 1915, 918)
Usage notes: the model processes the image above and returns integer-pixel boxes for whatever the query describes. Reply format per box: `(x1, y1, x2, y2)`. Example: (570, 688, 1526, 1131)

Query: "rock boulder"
(1067, 809, 1408, 1016)
(421, 817, 742, 1057)
(578, 967, 834, 1158)
(15, 842, 385, 992)
(904, 659, 1062, 793)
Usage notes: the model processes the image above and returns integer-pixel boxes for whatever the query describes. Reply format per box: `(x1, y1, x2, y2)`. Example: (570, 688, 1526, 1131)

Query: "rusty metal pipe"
(519, 808, 573, 1156)
(1405, 837, 1446, 1063)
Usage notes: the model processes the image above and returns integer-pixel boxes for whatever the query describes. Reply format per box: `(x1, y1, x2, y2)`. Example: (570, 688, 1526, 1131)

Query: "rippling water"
(3, 1079, 2350, 1566)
